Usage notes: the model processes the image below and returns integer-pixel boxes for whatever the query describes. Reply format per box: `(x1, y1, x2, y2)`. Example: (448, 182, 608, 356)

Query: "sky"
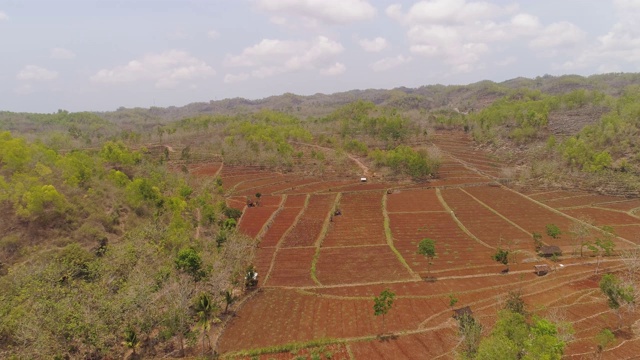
(1, 0, 639, 113)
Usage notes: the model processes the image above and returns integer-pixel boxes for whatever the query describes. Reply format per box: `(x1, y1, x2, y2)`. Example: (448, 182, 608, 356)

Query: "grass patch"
(223, 338, 345, 358)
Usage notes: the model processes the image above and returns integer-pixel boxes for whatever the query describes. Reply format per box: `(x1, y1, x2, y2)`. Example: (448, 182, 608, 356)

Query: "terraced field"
(214, 130, 640, 359)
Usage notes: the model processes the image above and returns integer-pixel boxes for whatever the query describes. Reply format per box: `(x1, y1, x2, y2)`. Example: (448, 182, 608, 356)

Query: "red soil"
(561, 207, 640, 226)
(260, 206, 305, 247)
(322, 192, 387, 247)
(238, 205, 279, 238)
(387, 211, 492, 276)
(348, 328, 457, 360)
(464, 186, 579, 248)
(264, 247, 316, 287)
(281, 194, 336, 247)
(316, 245, 414, 285)
(189, 162, 222, 176)
(543, 193, 629, 208)
(386, 189, 443, 213)
(441, 188, 532, 250)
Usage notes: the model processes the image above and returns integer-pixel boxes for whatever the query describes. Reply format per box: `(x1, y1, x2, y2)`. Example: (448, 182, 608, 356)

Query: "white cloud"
(370, 55, 412, 72)
(496, 56, 516, 66)
(530, 22, 586, 50)
(359, 37, 388, 52)
(390, 0, 513, 25)
(320, 62, 346, 75)
(207, 30, 220, 39)
(561, 1, 640, 71)
(14, 84, 33, 95)
(91, 50, 216, 88)
(0, 11, 8, 21)
(224, 36, 344, 80)
(16, 65, 59, 81)
(224, 73, 250, 84)
(256, 0, 376, 25)
(50, 47, 76, 60)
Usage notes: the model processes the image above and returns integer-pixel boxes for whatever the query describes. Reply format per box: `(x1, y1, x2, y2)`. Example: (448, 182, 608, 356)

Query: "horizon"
(1, 0, 639, 113)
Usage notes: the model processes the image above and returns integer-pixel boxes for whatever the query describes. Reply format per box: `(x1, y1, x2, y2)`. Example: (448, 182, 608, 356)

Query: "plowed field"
(214, 131, 640, 359)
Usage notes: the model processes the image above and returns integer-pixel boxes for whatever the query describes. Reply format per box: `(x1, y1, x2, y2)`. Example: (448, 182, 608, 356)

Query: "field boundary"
(435, 188, 493, 249)
(263, 194, 310, 285)
(254, 194, 287, 241)
(310, 192, 342, 285)
(382, 191, 421, 280)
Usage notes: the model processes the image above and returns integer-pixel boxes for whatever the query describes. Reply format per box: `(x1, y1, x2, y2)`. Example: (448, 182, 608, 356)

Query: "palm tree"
(194, 292, 218, 356)
(223, 289, 235, 313)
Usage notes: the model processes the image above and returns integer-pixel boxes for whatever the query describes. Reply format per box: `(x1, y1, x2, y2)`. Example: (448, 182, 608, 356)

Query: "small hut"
(539, 245, 562, 257)
(534, 264, 550, 276)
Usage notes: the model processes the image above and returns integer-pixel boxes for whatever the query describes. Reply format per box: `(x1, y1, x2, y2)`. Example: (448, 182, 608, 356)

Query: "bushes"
(370, 145, 440, 179)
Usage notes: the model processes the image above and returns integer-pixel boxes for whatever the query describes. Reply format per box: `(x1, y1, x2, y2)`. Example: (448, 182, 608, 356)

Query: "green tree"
(595, 328, 615, 353)
(174, 247, 204, 281)
(492, 248, 510, 271)
(417, 238, 436, 277)
(546, 224, 562, 239)
(373, 289, 396, 333)
(599, 274, 635, 329)
(448, 293, 459, 310)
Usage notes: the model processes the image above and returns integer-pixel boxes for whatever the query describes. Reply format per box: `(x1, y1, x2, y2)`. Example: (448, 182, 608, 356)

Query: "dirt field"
(215, 130, 640, 359)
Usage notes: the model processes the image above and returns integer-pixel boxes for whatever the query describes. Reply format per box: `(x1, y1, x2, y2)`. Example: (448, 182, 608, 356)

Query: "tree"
(546, 224, 562, 239)
(373, 289, 396, 333)
(194, 292, 218, 357)
(417, 238, 436, 277)
(504, 290, 527, 316)
(457, 312, 483, 359)
(175, 247, 204, 281)
(492, 248, 510, 271)
(532, 232, 543, 252)
(475, 310, 567, 360)
(569, 219, 591, 257)
(448, 293, 459, 310)
(589, 227, 616, 274)
(122, 327, 140, 357)
(223, 289, 235, 313)
(595, 328, 615, 353)
(599, 274, 635, 329)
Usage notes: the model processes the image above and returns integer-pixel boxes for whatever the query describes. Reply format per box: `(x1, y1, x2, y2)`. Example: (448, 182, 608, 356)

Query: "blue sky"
(1, 0, 639, 113)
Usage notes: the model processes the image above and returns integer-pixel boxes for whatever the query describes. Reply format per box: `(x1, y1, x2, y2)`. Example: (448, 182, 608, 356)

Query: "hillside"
(2, 73, 640, 359)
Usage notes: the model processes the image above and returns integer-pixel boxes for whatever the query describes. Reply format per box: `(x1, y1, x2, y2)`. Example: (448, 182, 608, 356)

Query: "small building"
(539, 245, 562, 257)
(452, 306, 473, 320)
(360, 177, 367, 182)
(534, 264, 550, 276)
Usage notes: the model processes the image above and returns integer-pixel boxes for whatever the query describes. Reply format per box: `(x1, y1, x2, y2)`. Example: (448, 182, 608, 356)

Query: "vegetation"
(373, 289, 396, 333)
(3, 73, 640, 358)
(599, 273, 635, 329)
(417, 238, 437, 277)
(492, 248, 510, 271)
(545, 224, 562, 240)
(0, 131, 255, 358)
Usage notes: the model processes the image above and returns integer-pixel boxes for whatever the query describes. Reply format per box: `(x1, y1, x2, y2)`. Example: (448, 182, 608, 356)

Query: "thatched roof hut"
(539, 245, 562, 257)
